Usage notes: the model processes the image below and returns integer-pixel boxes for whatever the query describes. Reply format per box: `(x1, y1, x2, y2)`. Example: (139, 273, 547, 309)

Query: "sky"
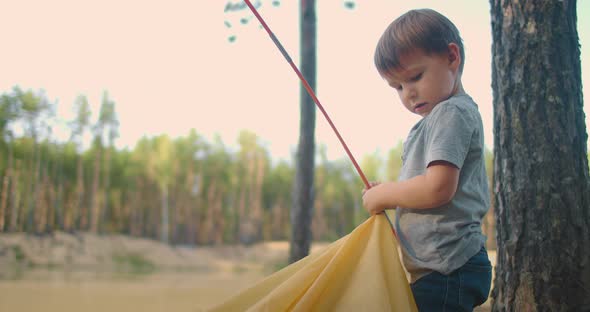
(0, 0, 588, 163)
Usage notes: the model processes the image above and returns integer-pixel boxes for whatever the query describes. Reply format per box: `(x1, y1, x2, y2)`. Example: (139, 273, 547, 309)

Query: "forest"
(0, 86, 498, 246)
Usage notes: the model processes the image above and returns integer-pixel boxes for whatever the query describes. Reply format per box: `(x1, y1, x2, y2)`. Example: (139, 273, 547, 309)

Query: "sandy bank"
(0, 232, 330, 278)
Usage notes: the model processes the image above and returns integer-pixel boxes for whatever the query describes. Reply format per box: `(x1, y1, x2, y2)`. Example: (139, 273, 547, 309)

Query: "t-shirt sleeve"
(424, 104, 475, 169)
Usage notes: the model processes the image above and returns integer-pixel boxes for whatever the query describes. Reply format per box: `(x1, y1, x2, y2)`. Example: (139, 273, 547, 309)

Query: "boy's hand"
(361, 181, 381, 196)
(362, 181, 386, 215)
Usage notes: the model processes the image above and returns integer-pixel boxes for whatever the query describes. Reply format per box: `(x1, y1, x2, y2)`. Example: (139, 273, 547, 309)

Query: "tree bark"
(102, 145, 112, 229)
(90, 150, 101, 233)
(76, 156, 86, 231)
(490, 1, 590, 310)
(252, 152, 265, 241)
(290, 0, 316, 263)
(0, 146, 12, 231)
(160, 183, 169, 244)
(9, 160, 20, 231)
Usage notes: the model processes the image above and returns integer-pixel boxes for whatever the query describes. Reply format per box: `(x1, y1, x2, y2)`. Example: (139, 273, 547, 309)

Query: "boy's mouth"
(414, 103, 427, 112)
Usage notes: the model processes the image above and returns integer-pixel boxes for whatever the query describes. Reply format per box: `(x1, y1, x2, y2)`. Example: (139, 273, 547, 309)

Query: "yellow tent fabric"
(208, 213, 418, 311)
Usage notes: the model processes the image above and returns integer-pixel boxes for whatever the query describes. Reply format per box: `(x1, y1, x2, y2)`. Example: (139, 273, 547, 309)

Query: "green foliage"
(0, 93, 20, 138)
(343, 1, 355, 10)
(112, 252, 156, 274)
(69, 95, 91, 145)
(0, 87, 408, 245)
(386, 141, 403, 181)
(484, 147, 493, 183)
(361, 152, 384, 182)
(11, 245, 26, 263)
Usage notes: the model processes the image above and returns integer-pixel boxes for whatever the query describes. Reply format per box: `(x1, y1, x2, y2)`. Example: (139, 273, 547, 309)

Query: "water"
(0, 269, 265, 312)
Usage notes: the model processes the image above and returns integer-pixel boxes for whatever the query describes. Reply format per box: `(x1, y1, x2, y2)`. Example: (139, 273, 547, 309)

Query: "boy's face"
(381, 44, 462, 117)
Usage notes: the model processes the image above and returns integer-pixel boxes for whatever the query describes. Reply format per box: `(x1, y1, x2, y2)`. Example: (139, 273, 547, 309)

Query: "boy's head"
(374, 9, 465, 75)
(374, 9, 465, 117)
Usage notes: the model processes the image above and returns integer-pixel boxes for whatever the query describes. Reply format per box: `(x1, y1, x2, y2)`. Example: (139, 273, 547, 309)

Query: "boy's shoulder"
(406, 93, 480, 137)
(431, 93, 477, 115)
(426, 93, 480, 125)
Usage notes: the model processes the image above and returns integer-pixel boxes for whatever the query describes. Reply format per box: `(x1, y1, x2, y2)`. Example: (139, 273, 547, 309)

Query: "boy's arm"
(362, 160, 459, 215)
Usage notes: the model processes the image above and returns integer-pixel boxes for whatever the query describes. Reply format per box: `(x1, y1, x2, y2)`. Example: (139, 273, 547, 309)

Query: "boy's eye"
(410, 73, 423, 82)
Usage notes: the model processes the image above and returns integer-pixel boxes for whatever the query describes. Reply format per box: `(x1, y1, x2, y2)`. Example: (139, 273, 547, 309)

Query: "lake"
(0, 269, 265, 312)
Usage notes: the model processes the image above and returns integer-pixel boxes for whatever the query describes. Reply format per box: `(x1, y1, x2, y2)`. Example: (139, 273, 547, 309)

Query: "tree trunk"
(252, 152, 265, 241)
(213, 186, 224, 245)
(290, 0, 316, 263)
(236, 182, 246, 242)
(271, 200, 285, 240)
(0, 146, 13, 231)
(64, 188, 74, 232)
(312, 168, 326, 240)
(203, 180, 217, 244)
(76, 156, 86, 231)
(102, 145, 112, 229)
(46, 172, 57, 233)
(26, 142, 40, 232)
(490, 1, 590, 310)
(130, 178, 143, 237)
(160, 184, 169, 244)
(34, 168, 48, 234)
(30, 143, 42, 233)
(90, 151, 101, 233)
(9, 160, 21, 231)
(52, 149, 64, 231)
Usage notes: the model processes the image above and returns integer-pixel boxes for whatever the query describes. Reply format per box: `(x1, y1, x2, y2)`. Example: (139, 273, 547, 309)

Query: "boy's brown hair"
(374, 9, 465, 75)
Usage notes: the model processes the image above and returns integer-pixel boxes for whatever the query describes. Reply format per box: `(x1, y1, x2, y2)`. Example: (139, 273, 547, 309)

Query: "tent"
(208, 212, 418, 311)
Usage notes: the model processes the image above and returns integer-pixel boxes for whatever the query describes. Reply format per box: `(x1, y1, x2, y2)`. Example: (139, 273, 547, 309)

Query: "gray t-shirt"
(395, 92, 489, 283)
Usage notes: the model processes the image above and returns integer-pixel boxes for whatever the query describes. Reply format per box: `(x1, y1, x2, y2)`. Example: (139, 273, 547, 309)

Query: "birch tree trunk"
(490, 0, 590, 310)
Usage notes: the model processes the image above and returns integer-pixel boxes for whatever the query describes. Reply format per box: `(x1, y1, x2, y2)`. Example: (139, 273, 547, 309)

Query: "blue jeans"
(410, 247, 492, 312)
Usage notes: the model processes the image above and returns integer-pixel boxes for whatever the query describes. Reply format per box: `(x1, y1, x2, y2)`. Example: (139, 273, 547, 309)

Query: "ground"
(0, 232, 493, 311)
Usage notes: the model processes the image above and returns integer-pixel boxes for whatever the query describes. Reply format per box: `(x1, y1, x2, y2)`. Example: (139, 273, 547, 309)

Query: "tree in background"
(69, 95, 91, 231)
(99, 91, 119, 233)
(290, 0, 317, 263)
(490, 0, 590, 309)
(15, 88, 51, 233)
(224, 0, 359, 262)
(152, 135, 176, 244)
(0, 92, 20, 231)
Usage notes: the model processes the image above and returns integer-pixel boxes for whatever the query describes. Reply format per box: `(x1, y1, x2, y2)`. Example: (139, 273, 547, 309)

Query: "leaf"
(224, 20, 232, 28)
(228, 35, 236, 43)
(272, 0, 280, 7)
(343, 1, 355, 10)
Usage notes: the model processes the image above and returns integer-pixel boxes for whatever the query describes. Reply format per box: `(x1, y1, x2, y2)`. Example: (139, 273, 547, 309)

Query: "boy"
(361, 9, 492, 311)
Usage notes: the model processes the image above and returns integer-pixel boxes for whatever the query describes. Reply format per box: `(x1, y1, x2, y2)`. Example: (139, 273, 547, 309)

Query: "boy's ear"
(447, 43, 461, 72)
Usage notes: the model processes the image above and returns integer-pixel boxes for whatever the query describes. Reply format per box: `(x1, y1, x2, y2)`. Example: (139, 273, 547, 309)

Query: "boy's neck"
(424, 80, 465, 118)
(452, 79, 465, 97)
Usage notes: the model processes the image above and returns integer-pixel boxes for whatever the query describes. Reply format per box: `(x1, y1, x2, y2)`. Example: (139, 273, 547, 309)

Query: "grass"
(11, 245, 26, 263)
(112, 252, 156, 275)
(270, 260, 289, 273)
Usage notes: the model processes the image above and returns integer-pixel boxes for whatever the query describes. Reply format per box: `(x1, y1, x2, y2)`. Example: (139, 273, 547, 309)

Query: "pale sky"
(1, 0, 588, 162)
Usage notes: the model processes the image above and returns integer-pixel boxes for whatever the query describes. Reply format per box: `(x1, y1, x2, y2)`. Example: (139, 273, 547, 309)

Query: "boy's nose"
(403, 87, 417, 102)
